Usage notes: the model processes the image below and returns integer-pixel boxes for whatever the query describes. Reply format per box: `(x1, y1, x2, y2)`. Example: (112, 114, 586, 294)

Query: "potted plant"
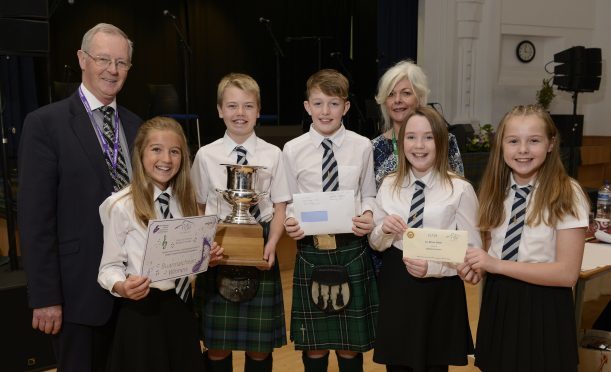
(536, 78, 556, 110)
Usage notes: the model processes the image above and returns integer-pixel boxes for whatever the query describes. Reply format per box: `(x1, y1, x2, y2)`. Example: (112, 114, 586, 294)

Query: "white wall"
(420, 0, 609, 134)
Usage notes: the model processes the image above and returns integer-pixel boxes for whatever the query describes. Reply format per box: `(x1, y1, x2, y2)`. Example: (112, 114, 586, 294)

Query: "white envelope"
(293, 190, 355, 235)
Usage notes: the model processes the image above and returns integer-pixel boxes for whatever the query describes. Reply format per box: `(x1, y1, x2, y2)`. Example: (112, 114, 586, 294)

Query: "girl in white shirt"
(369, 106, 481, 372)
(98, 117, 222, 372)
(466, 105, 589, 372)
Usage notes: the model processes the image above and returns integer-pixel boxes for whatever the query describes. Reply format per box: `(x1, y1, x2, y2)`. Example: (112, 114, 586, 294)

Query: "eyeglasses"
(82, 50, 132, 71)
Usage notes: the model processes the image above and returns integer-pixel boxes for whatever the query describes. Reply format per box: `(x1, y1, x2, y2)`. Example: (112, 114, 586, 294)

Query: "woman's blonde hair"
(375, 60, 430, 132)
(478, 104, 588, 231)
(129, 116, 197, 226)
(391, 106, 454, 195)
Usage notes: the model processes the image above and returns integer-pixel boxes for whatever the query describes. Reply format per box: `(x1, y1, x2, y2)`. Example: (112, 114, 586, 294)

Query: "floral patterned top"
(371, 132, 464, 189)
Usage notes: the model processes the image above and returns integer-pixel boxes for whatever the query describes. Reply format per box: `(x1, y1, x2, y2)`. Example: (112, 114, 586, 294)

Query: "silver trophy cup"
(216, 164, 267, 224)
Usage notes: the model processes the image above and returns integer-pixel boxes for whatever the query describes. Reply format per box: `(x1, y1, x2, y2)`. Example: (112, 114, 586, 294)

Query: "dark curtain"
(0, 56, 39, 160)
(377, 0, 418, 76)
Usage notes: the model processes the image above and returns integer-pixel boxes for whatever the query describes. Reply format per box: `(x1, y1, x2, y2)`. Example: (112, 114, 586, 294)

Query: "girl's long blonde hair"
(129, 116, 198, 227)
(478, 105, 588, 231)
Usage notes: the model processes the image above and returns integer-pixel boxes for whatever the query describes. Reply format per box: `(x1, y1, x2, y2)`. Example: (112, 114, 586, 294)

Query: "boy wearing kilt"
(283, 69, 379, 372)
(191, 73, 290, 372)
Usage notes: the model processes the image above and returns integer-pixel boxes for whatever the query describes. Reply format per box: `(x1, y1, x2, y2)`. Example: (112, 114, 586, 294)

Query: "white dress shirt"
(369, 170, 481, 277)
(487, 175, 589, 262)
(190, 132, 291, 220)
(98, 185, 187, 295)
(282, 124, 376, 219)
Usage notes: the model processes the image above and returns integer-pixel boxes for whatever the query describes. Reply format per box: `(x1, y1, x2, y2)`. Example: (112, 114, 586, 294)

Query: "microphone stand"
(567, 90, 580, 178)
(263, 22, 284, 126)
(167, 14, 194, 141)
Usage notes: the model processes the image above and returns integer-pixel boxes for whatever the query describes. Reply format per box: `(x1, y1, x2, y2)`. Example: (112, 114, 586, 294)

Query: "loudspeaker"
(0, 270, 57, 371)
(0, 18, 49, 56)
(553, 46, 602, 92)
(0, 0, 48, 19)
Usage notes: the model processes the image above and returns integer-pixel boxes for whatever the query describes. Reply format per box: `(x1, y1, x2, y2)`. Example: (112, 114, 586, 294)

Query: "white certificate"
(293, 190, 355, 235)
(141, 215, 218, 282)
(402, 228, 468, 263)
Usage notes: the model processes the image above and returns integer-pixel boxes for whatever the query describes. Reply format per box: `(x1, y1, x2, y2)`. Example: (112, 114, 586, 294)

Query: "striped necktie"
(234, 146, 261, 221)
(157, 192, 191, 302)
(501, 185, 532, 261)
(99, 106, 129, 192)
(321, 139, 339, 192)
(407, 180, 425, 228)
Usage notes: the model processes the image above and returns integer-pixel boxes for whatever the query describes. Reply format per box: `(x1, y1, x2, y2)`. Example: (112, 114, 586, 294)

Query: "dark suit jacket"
(17, 91, 141, 326)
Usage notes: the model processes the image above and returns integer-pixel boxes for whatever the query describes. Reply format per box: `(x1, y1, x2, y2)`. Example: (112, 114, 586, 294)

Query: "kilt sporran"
(310, 265, 351, 313)
(216, 266, 260, 302)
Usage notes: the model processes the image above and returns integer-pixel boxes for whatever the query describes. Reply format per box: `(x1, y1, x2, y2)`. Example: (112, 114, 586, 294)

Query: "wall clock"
(516, 40, 536, 63)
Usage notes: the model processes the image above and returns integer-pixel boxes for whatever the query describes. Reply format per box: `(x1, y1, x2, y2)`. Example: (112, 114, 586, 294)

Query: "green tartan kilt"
(193, 223, 286, 353)
(290, 236, 379, 351)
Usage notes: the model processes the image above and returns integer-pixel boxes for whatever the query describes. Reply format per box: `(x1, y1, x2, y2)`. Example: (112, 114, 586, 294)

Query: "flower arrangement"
(466, 124, 495, 152)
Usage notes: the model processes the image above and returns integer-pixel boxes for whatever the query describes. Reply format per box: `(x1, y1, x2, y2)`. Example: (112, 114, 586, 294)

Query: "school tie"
(407, 180, 425, 228)
(234, 146, 261, 221)
(321, 139, 339, 192)
(157, 192, 191, 303)
(99, 106, 129, 192)
(501, 184, 532, 261)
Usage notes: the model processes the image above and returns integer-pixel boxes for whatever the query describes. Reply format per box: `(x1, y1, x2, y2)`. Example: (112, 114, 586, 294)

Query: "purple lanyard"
(78, 87, 120, 171)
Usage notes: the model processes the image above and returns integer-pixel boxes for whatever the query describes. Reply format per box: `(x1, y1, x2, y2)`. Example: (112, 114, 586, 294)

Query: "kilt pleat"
(475, 273, 578, 372)
(290, 236, 379, 351)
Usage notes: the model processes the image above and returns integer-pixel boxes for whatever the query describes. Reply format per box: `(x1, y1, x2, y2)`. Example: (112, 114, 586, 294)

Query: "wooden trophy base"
(215, 222, 267, 266)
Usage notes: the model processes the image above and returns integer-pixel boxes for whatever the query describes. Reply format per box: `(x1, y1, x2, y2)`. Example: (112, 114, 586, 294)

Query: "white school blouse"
(98, 185, 187, 295)
(369, 170, 481, 277)
(487, 175, 589, 262)
(282, 124, 376, 220)
(190, 132, 291, 220)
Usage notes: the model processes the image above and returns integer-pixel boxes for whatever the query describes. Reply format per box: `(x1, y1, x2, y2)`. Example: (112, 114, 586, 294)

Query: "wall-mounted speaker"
(553, 46, 602, 93)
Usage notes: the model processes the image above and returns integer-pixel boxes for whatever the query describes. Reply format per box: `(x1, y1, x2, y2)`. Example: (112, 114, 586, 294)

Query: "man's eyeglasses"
(82, 50, 132, 71)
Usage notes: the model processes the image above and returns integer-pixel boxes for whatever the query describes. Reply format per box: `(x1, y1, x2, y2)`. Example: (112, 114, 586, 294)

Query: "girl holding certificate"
(466, 105, 589, 372)
(369, 106, 481, 372)
(98, 117, 223, 372)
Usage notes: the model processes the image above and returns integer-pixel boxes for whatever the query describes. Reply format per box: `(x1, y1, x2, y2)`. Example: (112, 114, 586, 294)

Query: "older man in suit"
(18, 23, 141, 371)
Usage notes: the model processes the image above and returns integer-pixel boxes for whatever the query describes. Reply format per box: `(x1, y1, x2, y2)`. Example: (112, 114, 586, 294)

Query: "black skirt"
(373, 247, 473, 370)
(107, 289, 205, 372)
(475, 273, 578, 372)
